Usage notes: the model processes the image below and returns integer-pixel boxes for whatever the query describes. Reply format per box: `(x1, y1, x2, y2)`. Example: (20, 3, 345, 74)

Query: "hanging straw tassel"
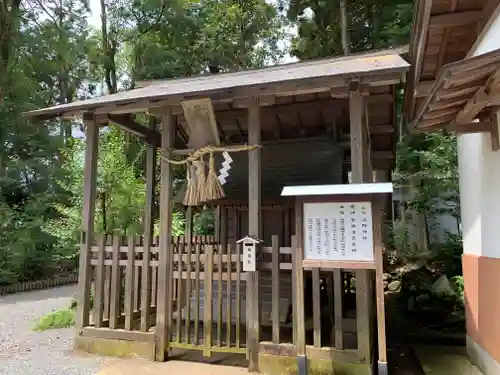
(194, 159, 207, 204)
(183, 163, 199, 206)
(205, 152, 225, 201)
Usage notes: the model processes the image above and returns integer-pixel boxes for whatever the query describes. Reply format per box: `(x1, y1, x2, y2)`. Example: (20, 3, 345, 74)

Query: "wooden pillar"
(186, 206, 193, 243)
(349, 87, 369, 183)
(349, 87, 374, 367)
(141, 116, 157, 332)
(156, 108, 175, 361)
(215, 205, 220, 241)
(247, 97, 261, 372)
(220, 206, 228, 250)
(76, 113, 99, 329)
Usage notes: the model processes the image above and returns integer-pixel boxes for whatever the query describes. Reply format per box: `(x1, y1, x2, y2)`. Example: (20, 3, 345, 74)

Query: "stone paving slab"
(414, 345, 483, 375)
(96, 358, 250, 375)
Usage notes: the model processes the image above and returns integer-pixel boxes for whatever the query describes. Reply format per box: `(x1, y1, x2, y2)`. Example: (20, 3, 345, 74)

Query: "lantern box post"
(282, 182, 393, 375)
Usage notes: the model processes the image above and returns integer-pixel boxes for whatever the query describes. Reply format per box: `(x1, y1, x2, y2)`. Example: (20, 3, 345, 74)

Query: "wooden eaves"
(24, 48, 408, 121)
(403, 0, 499, 121)
(24, 48, 409, 168)
(410, 48, 500, 143)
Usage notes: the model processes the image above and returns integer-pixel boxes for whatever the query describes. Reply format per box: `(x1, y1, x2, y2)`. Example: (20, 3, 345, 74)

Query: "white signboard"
(242, 242, 257, 272)
(303, 201, 374, 262)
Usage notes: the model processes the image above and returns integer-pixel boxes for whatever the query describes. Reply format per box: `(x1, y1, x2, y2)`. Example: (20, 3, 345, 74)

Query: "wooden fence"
(85, 233, 370, 365)
(0, 272, 78, 296)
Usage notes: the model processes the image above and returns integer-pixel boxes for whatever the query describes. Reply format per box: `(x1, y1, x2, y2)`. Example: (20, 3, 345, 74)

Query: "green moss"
(259, 354, 371, 375)
(34, 308, 75, 331)
(74, 336, 156, 360)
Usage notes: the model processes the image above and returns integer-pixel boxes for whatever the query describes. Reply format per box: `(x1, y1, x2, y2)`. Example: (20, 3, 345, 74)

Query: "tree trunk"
(0, 0, 22, 180)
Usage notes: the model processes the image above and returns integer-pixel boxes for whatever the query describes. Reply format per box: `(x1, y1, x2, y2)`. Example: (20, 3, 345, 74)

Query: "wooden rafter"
(403, 0, 432, 115)
(435, 0, 458, 76)
(455, 69, 500, 124)
(415, 81, 434, 98)
(428, 10, 481, 29)
(107, 113, 161, 145)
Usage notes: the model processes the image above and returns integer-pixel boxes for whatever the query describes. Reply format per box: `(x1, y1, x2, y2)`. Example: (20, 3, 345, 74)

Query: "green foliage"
(395, 132, 459, 219)
(1, 0, 420, 288)
(287, 0, 413, 59)
(34, 309, 76, 331)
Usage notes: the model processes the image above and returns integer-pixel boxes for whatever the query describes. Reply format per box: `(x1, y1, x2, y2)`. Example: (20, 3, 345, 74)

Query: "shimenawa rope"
(160, 144, 262, 206)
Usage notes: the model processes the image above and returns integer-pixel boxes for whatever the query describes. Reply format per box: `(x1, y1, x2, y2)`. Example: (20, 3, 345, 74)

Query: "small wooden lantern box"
(282, 182, 393, 375)
(237, 235, 263, 272)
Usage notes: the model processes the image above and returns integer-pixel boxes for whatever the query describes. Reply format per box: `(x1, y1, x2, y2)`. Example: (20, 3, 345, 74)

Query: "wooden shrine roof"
(410, 48, 500, 132)
(24, 48, 409, 120)
(404, 0, 499, 122)
(25, 48, 409, 170)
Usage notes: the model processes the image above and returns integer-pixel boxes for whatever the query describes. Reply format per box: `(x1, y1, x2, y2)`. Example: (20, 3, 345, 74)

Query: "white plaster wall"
(470, 6, 500, 57)
(479, 132, 500, 259)
(458, 134, 483, 257)
(459, 9, 500, 259)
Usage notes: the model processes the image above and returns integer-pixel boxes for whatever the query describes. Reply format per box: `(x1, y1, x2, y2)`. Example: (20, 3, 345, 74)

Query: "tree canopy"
(0, 0, 455, 286)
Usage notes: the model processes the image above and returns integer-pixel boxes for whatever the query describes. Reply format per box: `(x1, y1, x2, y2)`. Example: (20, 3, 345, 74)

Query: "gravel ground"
(0, 285, 115, 375)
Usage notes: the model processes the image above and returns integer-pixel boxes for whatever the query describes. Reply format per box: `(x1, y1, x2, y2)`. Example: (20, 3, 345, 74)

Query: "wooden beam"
(435, 0, 458, 75)
(437, 85, 483, 101)
(75, 113, 99, 329)
(415, 81, 435, 98)
(232, 95, 275, 108)
(247, 97, 261, 372)
(422, 107, 459, 120)
(155, 108, 175, 361)
(419, 114, 457, 129)
(428, 10, 482, 28)
(404, 0, 432, 116)
(456, 89, 497, 124)
(107, 114, 161, 145)
(446, 120, 494, 134)
(491, 111, 500, 151)
(95, 99, 171, 115)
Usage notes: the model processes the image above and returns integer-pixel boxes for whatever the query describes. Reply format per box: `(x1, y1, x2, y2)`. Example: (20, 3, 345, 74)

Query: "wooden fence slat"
(124, 236, 135, 331)
(334, 269, 343, 349)
(109, 234, 121, 329)
(151, 264, 157, 307)
(312, 268, 321, 348)
(141, 235, 152, 332)
(217, 244, 223, 346)
(103, 235, 112, 321)
(94, 235, 106, 328)
(194, 243, 201, 346)
(236, 243, 241, 349)
(271, 235, 280, 344)
(292, 233, 306, 356)
(204, 245, 214, 356)
(226, 244, 232, 347)
(176, 242, 184, 343)
(184, 239, 192, 344)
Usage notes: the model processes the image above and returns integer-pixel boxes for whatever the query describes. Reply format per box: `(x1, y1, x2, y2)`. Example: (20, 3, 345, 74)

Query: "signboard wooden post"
(282, 182, 393, 375)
